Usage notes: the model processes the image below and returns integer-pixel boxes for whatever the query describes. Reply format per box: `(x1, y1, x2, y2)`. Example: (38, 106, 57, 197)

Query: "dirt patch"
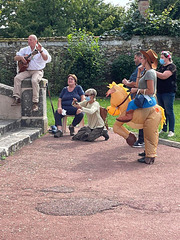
(36, 198, 120, 216)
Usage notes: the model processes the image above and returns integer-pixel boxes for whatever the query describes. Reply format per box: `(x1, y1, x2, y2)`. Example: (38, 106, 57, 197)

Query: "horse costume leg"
(113, 121, 137, 146)
(143, 107, 162, 158)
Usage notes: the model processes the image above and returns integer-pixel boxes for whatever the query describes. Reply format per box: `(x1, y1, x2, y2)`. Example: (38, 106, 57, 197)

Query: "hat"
(140, 49, 158, 69)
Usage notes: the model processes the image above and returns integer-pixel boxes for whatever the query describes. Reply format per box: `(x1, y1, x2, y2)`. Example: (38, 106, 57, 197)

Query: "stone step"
(0, 119, 21, 136)
(0, 127, 42, 159)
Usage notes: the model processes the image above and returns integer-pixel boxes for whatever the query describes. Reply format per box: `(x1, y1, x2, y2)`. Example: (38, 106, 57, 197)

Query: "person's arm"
(14, 55, 27, 64)
(122, 78, 136, 88)
(81, 102, 99, 115)
(144, 80, 154, 95)
(135, 80, 154, 95)
(39, 50, 48, 61)
(135, 65, 144, 87)
(57, 98, 62, 114)
(35, 42, 49, 61)
(36, 42, 51, 62)
(156, 70, 172, 79)
(81, 94, 85, 101)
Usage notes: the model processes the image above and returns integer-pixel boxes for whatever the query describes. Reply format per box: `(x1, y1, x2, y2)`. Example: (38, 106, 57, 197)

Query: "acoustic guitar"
(18, 49, 38, 73)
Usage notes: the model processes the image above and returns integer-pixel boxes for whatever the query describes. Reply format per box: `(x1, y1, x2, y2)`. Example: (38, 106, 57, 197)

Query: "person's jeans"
(138, 129, 144, 143)
(157, 92, 175, 132)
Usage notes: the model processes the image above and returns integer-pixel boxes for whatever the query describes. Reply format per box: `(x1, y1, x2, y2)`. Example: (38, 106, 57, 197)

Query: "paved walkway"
(0, 130, 180, 240)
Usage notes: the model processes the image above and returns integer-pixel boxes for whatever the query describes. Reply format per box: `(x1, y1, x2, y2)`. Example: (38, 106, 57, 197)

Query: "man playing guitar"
(11, 34, 51, 111)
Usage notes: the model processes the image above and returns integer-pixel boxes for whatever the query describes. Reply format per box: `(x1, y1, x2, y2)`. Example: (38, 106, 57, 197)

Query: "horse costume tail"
(158, 106, 166, 129)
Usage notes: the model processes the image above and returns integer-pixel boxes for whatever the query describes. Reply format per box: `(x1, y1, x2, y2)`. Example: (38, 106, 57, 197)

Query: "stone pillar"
(138, 0, 149, 17)
(21, 78, 48, 133)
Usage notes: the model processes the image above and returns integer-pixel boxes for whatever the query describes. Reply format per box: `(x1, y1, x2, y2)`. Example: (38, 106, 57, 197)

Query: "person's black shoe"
(11, 97, 21, 106)
(102, 129, 109, 141)
(137, 157, 145, 163)
(69, 125, 75, 136)
(138, 151, 145, 157)
(54, 130, 63, 138)
(138, 157, 155, 165)
(144, 157, 155, 165)
(133, 140, 145, 148)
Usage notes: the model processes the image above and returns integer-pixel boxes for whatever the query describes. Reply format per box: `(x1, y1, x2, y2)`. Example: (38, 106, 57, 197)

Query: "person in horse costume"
(107, 49, 165, 165)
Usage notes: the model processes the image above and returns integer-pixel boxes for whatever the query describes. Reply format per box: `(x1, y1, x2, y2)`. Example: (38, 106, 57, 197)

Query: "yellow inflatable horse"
(107, 82, 165, 162)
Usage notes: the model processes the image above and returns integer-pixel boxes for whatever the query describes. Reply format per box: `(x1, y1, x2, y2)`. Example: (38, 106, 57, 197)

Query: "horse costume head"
(106, 82, 165, 130)
(106, 82, 131, 117)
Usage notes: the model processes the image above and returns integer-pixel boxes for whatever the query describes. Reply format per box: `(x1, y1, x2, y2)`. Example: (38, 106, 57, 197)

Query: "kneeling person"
(72, 88, 109, 141)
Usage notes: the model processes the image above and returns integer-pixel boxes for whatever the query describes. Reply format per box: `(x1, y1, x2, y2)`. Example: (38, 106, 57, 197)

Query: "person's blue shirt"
(60, 85, 84, 108)
(129, 63, 141, 82)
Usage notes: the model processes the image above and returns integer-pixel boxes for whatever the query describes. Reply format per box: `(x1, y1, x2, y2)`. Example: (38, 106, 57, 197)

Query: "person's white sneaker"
(159, 130, 165, 134)
(168, 131, 174, 137)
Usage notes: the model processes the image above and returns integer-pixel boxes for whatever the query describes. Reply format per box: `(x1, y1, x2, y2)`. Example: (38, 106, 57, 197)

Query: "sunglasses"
(85, 94, 94, 97)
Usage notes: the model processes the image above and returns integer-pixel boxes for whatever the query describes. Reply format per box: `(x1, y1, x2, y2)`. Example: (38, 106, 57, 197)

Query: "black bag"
(134, 94, 145, 108)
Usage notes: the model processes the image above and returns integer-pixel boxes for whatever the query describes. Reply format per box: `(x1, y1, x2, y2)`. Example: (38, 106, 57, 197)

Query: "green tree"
(0, 0, 21, 37)
(103, 0, 180, 39)
(44, 29, 108, 96)
(66, 29, 107, 91)
(0, 0, 67, 37)
(0, 0, 125, 38)
(150, 0, 180, 19)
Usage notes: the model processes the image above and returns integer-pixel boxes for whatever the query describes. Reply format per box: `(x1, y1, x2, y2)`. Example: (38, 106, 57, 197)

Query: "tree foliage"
(150, 0, 180, 19)
(103, 1, 180, 40)
(0, 0, 125, 38)
(44, 29, 107, 96)
(1, 0, 179, 38)
(111, 54, 134, 83)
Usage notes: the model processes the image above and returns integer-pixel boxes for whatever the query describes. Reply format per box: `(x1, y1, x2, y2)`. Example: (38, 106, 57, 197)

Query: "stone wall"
(0, 36, 180, 71)
(99, 35, 180, 64)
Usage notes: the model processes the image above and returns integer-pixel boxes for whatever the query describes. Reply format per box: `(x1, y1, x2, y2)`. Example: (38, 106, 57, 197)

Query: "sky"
(103, 0, 132, 7)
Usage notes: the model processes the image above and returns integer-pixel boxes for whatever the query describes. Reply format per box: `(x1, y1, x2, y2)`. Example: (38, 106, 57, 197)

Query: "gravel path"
(0, 130, 180, 240)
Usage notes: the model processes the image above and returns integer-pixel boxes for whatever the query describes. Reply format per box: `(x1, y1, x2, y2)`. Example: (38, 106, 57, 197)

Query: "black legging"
(54, 106, 84, 127)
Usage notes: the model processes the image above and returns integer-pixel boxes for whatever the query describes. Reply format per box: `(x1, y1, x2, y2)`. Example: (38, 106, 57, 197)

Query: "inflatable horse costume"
(107, 82, 165, 164)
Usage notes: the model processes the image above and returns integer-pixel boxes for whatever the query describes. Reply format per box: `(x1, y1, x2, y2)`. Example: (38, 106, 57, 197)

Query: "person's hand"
(138, 64, 145, 72)
(76, 109, 82, 114)
(106, 87, 116, 97)
(122, 78, 129, 86)
(57, 107, 62, 114)
(72, 98, 78, 105)
(75, 103, 82, 109)
(36, 42, 42, 52)
(22, 56, 29, 63)
(131, 88, 138, 94)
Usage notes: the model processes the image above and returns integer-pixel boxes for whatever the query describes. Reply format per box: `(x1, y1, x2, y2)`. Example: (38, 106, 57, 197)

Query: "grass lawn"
(47, 97, 180, 142)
